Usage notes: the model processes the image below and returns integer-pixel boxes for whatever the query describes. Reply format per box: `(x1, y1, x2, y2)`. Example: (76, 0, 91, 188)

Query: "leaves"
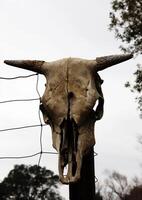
(101, 170, 142, 200)
(124, 64, 142, 117)
(109, 0, 142, 117)
(109, 0, 142, 54)
(0, 164, 64, 200)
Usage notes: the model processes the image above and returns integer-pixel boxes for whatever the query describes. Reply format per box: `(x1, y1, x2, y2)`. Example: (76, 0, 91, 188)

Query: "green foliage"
(109, 0, 142, 116)
(0, 164, 64, 200)
(125, 64, 142, 117)
(109, 0, 142, 54)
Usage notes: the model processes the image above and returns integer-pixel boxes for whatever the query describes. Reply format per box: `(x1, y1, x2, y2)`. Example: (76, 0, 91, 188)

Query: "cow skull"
(4, 54, 132, 184)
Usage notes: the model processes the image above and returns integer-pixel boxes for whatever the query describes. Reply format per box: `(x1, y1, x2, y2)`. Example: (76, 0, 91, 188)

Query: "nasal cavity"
(68, 92, 74, 99)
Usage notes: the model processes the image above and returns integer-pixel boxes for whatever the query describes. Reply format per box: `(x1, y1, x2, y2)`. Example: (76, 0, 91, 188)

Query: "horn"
(95, 54, 133, 71)
(4, 60, 45, 74)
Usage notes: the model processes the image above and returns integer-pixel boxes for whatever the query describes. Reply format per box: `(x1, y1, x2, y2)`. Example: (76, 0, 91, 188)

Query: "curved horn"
(4, 60, 45, 74)
(95, 54, 133, 71)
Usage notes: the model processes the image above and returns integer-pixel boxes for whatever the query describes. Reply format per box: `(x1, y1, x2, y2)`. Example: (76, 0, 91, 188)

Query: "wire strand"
(0, 74, 57, 160)
(0, 124, 46, 133)
(0, 73, 37, 80)
(0, 151, 58, 160)
(36, 74, 43, 166)
(0, 98, 39, 104)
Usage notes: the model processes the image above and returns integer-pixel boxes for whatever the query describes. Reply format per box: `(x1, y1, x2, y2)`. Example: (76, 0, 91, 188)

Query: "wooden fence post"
(69, 148, 95, 200)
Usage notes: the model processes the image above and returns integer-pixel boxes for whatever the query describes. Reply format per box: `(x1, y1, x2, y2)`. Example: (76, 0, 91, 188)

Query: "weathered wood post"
(69, 148, 95, 200)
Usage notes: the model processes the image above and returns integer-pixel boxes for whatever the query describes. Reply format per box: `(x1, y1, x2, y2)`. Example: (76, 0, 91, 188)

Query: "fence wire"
(0, 73, 58, 165)
(0, 72, 98, 182)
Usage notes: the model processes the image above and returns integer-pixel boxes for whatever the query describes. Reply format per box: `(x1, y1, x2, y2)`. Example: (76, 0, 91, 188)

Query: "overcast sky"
(0, 0, 141, 199)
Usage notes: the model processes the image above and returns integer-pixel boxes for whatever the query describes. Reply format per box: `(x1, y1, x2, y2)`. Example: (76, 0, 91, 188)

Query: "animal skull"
(4, 54, 132, 184)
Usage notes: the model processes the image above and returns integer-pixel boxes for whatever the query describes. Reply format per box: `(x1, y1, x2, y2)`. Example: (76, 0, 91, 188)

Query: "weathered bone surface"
(4, 54, 133, 184)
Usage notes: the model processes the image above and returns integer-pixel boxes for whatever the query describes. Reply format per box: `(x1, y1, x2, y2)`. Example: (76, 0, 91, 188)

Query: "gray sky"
(0, 0, 141, 199)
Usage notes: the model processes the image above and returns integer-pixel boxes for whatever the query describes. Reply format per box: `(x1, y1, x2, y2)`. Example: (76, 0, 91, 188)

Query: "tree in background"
(108, 2, 142, 197)
(102, 171, 131, 200)
(100, 170, 142, 200)
(109, 0, 142, 117)
(0, 164, 64, 200)
(95, 192, 103, 200)
(124, 185, 142, 200)
(95, 182, 103, 200)
(125, 65, 142, 118)
(109, 0, 142, 54)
